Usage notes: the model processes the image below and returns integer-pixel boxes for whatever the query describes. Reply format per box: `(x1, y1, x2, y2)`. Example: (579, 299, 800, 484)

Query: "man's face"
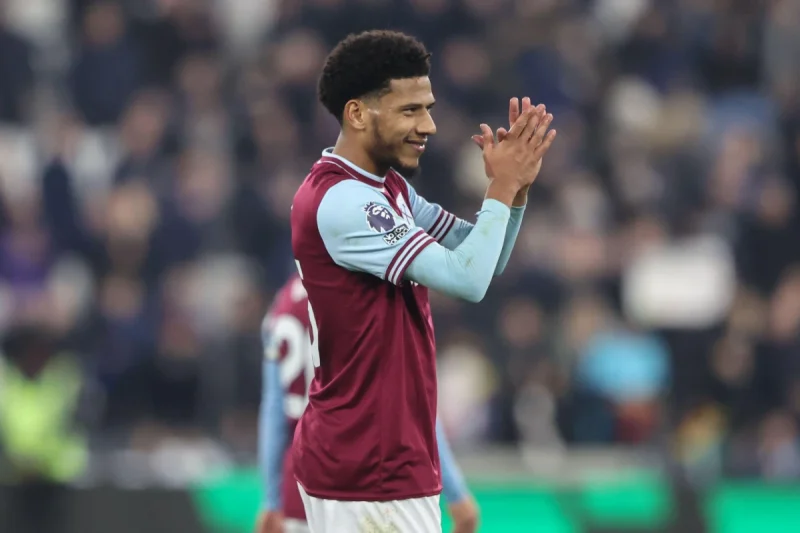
(365, 77, 436, 176)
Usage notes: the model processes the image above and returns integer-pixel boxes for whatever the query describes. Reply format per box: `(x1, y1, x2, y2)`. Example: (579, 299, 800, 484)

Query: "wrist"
(485, 180, 519, 207)
(513, 185, 530, 207)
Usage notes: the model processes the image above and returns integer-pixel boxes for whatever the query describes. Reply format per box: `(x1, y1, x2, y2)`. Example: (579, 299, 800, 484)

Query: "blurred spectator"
(0, 14, 34, 124)
(0, 323, 89, 532)
(575, 322, 669, 443)
(0, 324, 89, 482)
(70, 1, 141, 126)
(130, 0, 221, 88)
(0, 192, 53, 313)
(757, 411, 800, 480)
(675, 402, 725, 486)
(173, 53, 229, 153)
(113, 90, 173, 192)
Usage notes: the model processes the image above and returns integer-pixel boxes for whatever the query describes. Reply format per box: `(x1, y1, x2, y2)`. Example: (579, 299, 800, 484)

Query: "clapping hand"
(472, 97, 555, 205)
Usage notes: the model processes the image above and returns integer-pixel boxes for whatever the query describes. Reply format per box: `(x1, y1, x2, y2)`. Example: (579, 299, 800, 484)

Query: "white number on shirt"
(295, 260, 321, 368)
(267, 315, 315, 419)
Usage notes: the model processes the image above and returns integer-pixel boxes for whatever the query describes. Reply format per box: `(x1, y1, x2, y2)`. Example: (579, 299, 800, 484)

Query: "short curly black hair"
(318, 30, 432, 124)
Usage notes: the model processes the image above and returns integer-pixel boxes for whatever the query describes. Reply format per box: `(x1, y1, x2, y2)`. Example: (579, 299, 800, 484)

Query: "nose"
(417, 112, 436, 136)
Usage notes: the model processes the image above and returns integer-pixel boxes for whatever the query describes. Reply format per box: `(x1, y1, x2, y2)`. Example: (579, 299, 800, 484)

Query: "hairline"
(334, 76, 432, 124)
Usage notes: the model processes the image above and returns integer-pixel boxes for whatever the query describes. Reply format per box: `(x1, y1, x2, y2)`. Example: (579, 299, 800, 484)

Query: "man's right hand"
(256, 510, 284, 533)
(481, 106, 556, 206)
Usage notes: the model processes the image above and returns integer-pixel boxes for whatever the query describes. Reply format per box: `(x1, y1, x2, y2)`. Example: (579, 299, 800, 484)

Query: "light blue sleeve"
(495, 206, 525, 275)
(259, 329, 287, 511)
(404, 199, 510, 302)
(405, 180, 473, 249)
(437, 419, 469, 504)
(405, 180, 525, 275)
(317, 180, 439, 285)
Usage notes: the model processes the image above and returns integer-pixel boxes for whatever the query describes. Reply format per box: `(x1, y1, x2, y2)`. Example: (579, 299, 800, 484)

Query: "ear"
(343, 100, 369, 131)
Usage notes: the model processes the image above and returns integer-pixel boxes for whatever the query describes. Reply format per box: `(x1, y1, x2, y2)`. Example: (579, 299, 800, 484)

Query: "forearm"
(258, 360, 286, 511)
(405, 199, 510, 302)
(440, 217, 474, 250)
(437, 419, 469, 504)
(442, 185, 526, 265)
(494, 205, 526, 275)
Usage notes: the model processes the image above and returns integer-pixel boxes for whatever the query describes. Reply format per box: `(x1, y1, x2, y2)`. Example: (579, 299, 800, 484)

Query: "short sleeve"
(261, 315, 277, 360)
(405, 180, 457, 242)
(317, 180, 436, 285)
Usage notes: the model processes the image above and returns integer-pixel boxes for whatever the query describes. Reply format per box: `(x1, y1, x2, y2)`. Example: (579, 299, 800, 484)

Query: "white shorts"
(284, 518, 311, 533)
(297, 483, 442, 533)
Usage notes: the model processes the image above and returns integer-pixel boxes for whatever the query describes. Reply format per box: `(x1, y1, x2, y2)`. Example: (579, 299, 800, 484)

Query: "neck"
(332, 133, 386, 176)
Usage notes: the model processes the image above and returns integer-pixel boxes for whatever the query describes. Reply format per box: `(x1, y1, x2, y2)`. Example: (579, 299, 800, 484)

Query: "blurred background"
(1, 0, 800, 531)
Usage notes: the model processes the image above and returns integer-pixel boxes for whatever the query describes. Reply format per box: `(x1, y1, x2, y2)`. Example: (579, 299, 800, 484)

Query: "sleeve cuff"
(480, 198, 512, 219)
(428, 210, 457, 242)
(385, 229, 436, 285)
(510, 205, 526, 216)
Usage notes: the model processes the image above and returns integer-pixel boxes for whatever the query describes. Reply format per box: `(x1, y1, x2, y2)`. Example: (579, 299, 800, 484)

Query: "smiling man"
(289, 30, 555, 532)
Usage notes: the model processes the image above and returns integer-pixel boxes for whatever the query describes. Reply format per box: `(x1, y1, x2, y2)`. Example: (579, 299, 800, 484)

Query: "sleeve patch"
(363, 201, 410, 245)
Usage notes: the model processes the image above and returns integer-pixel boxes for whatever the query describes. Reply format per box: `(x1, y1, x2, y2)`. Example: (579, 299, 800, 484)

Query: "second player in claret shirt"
(290, 29, 556, 533)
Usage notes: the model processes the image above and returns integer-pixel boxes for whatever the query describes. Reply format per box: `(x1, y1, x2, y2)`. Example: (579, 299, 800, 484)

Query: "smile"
(406, 141, 426, 153)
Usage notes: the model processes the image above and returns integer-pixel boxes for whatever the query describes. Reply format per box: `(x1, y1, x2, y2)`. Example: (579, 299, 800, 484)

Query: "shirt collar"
(320, 148, 385, 184)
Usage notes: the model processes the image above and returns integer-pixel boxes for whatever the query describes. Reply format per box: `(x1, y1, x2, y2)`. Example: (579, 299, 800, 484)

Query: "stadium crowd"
(1, 0, 800, 484)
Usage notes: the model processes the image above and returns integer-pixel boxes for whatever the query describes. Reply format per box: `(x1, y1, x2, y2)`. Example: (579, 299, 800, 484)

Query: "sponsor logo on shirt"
(382, 224, 410, 245)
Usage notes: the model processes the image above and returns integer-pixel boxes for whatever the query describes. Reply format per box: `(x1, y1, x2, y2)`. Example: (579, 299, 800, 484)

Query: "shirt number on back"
(295, 260, 321, 368)
(268, 315, 314, 419)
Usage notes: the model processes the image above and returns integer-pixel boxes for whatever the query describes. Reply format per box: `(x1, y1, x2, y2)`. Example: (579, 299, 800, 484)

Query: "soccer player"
(290, 30, 555, 532)
(256, 274, 479, 533)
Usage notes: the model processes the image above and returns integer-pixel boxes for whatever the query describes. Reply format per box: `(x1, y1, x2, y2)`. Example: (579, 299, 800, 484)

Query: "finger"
(507, 107, 537, 139)
(533, 129, 557, 159)
(508, 97, 520, 126)
(471, 134, 484, 148)
(517, 107, 543, 140)
(524, 106, 549, 141)
(479, 123, 494, 153)
(521, 97, 533, 115)
(529, 113, 554, 146)
(534, 104, 546, 124)
(496, 127, 508, 142)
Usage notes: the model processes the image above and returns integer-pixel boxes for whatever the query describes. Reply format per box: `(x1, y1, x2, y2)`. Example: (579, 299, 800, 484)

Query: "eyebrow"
(399, 101, 436, 111)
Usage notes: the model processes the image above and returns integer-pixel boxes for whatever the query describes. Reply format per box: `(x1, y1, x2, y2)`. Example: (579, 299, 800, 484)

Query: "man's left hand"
(255, 510, 283, 533)
(448, 497, 480, 533)
(472, 97, 548, 206)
